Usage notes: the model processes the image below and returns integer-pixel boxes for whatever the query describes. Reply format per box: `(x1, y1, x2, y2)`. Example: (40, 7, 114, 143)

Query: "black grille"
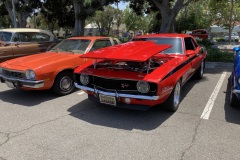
(74, 74, 158, 95)
(2, 69, 25, 79)
(93, 76, 137, 90)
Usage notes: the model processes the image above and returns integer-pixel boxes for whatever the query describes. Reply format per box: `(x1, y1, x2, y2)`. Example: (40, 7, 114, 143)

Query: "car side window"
(184, 37, 196, 50)
(13, 33, 29, 42)
(113, 39, 118, 45)
(90, 39, 112, 51)
(31, 33, 50, 42)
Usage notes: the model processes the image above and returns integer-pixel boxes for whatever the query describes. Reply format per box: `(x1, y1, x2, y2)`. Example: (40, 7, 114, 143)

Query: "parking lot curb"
(205, 62, 233, 70)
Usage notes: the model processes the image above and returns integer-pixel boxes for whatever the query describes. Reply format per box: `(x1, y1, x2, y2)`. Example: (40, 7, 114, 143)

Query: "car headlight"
(136, 81, 150, 93)
(80, 74, 89, 85)
(25, 70, 36, 80)
(238, 77, 240, 85)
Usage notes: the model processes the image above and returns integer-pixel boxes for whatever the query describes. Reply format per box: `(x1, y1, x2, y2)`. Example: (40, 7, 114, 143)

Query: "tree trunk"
(73, 2, 85, 36)
(152, 0, 194, 33)
(4, 0, 18, 27)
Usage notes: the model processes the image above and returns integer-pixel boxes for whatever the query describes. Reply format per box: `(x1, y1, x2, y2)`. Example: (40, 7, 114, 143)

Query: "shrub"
(215, 38, 225, 42)
(197, 39, 214, 47)
(205, 47, 234, 62)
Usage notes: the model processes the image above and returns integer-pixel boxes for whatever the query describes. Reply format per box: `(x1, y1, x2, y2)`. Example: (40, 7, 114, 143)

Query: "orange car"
(0, 36, 121, 95)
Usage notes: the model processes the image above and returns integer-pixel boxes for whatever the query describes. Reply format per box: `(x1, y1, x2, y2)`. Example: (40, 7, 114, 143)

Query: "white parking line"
(77, 91, 86, 95)
(200, 72, 227, 120)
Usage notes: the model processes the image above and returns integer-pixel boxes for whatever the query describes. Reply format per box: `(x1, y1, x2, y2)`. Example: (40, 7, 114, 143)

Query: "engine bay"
(95, 57, 172, 73)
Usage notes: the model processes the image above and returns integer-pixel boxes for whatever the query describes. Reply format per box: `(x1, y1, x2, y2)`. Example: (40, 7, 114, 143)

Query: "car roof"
(133, 33, 192, 39)
(68, 36, 112, 40)
(0, 28, 54, 37)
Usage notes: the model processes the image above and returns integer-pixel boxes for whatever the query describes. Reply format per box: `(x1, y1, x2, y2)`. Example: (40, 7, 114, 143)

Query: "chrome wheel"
(174, 82, 181, 107)
(52, 71, 75, 96)
(200, 61, 204, 76)
(60, 76, 73, 92)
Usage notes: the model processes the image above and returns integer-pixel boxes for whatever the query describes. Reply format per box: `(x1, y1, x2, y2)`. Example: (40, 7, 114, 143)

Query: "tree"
(0, 2, 11, 28)
(209, 0, 240, 42)
(41, 0, 74, 33)
(175, 0, 212, 33)
(129, 0, 196, 33)
(123, 6, 143, 33)
(73, 0, 121, 36)
(3, 0, 41, 28)
(90, 5, 122, 36)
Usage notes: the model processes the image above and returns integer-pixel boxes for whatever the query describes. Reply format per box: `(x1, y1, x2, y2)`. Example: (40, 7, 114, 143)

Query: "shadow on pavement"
(224, 76, 240, 125)
(67, 74, 207, 131)
(68, 99, 174, 131)
(0, 88, 58, 107)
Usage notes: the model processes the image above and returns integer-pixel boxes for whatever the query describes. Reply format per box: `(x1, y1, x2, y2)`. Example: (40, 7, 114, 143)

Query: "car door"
(0, 43, 14, 62)
(32, 32, 57, 52)
(184, 37, 202, 75)
(11, 32, 40, 58)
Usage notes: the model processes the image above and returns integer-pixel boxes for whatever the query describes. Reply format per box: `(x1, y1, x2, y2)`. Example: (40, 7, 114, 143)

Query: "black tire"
(52, 71, 75, 96)
(230, 86, 239, 107)
(195, 60, 204, 79)
(163, 80, 181, 112)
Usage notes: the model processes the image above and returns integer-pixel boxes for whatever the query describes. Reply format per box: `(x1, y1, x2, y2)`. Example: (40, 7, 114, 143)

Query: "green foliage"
(197, 39, 214, 47)
(0, 2, 11, 28)
(215, 38, 225, 42)
(175, 0, 212, 33)
(90, 5, 117, 36)
(198, 39, 234, 62)
(41, 0, 74, 30)
(123, 6, 153, 33)
(205, 47, 234, 62)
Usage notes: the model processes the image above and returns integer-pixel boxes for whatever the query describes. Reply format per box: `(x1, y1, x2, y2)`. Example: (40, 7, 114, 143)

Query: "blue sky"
(112, 2, 129, 10)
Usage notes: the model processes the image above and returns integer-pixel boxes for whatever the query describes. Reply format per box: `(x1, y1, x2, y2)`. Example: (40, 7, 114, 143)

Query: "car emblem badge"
(121, 83, 129, 88)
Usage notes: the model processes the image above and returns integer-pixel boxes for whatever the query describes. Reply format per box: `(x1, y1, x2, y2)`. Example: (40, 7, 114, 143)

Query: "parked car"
(190, 29, 209, 39)
(224, 32, 239, 42)
(0, 28, 59, 62)
(74, 34, 207, 111)
(0, 36, 121, 95)
(230, 47, 240, 106)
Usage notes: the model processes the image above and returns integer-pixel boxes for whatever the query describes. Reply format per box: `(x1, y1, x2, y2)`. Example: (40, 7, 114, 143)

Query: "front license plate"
(5, 81, 15, 88)
(99, 94, 116, 106)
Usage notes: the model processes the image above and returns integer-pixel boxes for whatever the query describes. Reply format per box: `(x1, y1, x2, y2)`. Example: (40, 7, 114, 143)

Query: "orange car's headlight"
(25, 69, 36, 80)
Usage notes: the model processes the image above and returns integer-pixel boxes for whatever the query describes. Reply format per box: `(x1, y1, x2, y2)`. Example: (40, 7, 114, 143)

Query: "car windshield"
(132, 37, 183, 54)
(50, 39, 91, 54)
(0, 32, 13, 42)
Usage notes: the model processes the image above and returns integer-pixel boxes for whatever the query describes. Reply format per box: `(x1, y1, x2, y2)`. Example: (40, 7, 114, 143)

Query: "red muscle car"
(74, 34, 207, 111)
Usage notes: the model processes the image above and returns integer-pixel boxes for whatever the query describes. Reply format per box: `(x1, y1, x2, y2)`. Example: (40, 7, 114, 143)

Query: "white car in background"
(224, 32, 239, 41)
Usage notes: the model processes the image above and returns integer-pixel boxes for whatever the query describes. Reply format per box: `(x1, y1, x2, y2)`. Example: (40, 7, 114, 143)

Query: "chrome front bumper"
(0, 74, 44, 88)
(74, 83, 160, 100)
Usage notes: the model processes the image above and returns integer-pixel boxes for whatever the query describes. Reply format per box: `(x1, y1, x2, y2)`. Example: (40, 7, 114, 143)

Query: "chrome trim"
(0, 74, 44, 88)
(88, 74, 143, 82)
(233, 89, 240, 94)
(74, 83, 160, 100)
(2, 68, 25, 73)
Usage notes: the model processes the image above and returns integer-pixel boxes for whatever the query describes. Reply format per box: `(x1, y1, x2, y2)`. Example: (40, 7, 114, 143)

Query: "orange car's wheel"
(52, 71, 75, 96)
(162, 80, 181, 112)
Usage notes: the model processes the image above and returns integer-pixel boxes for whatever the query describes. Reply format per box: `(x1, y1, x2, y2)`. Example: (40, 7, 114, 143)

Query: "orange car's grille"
(2, 69, 25, 79)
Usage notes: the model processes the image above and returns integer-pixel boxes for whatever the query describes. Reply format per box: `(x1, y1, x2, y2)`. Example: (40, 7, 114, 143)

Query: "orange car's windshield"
(50, 39, 91, 54)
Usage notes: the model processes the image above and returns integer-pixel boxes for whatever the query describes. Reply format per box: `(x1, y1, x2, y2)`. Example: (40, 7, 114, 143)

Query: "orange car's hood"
(4, 52, 78, 68)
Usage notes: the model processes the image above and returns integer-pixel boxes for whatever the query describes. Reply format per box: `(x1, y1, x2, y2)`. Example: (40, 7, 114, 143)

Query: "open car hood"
(81, 41, 172, 62)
